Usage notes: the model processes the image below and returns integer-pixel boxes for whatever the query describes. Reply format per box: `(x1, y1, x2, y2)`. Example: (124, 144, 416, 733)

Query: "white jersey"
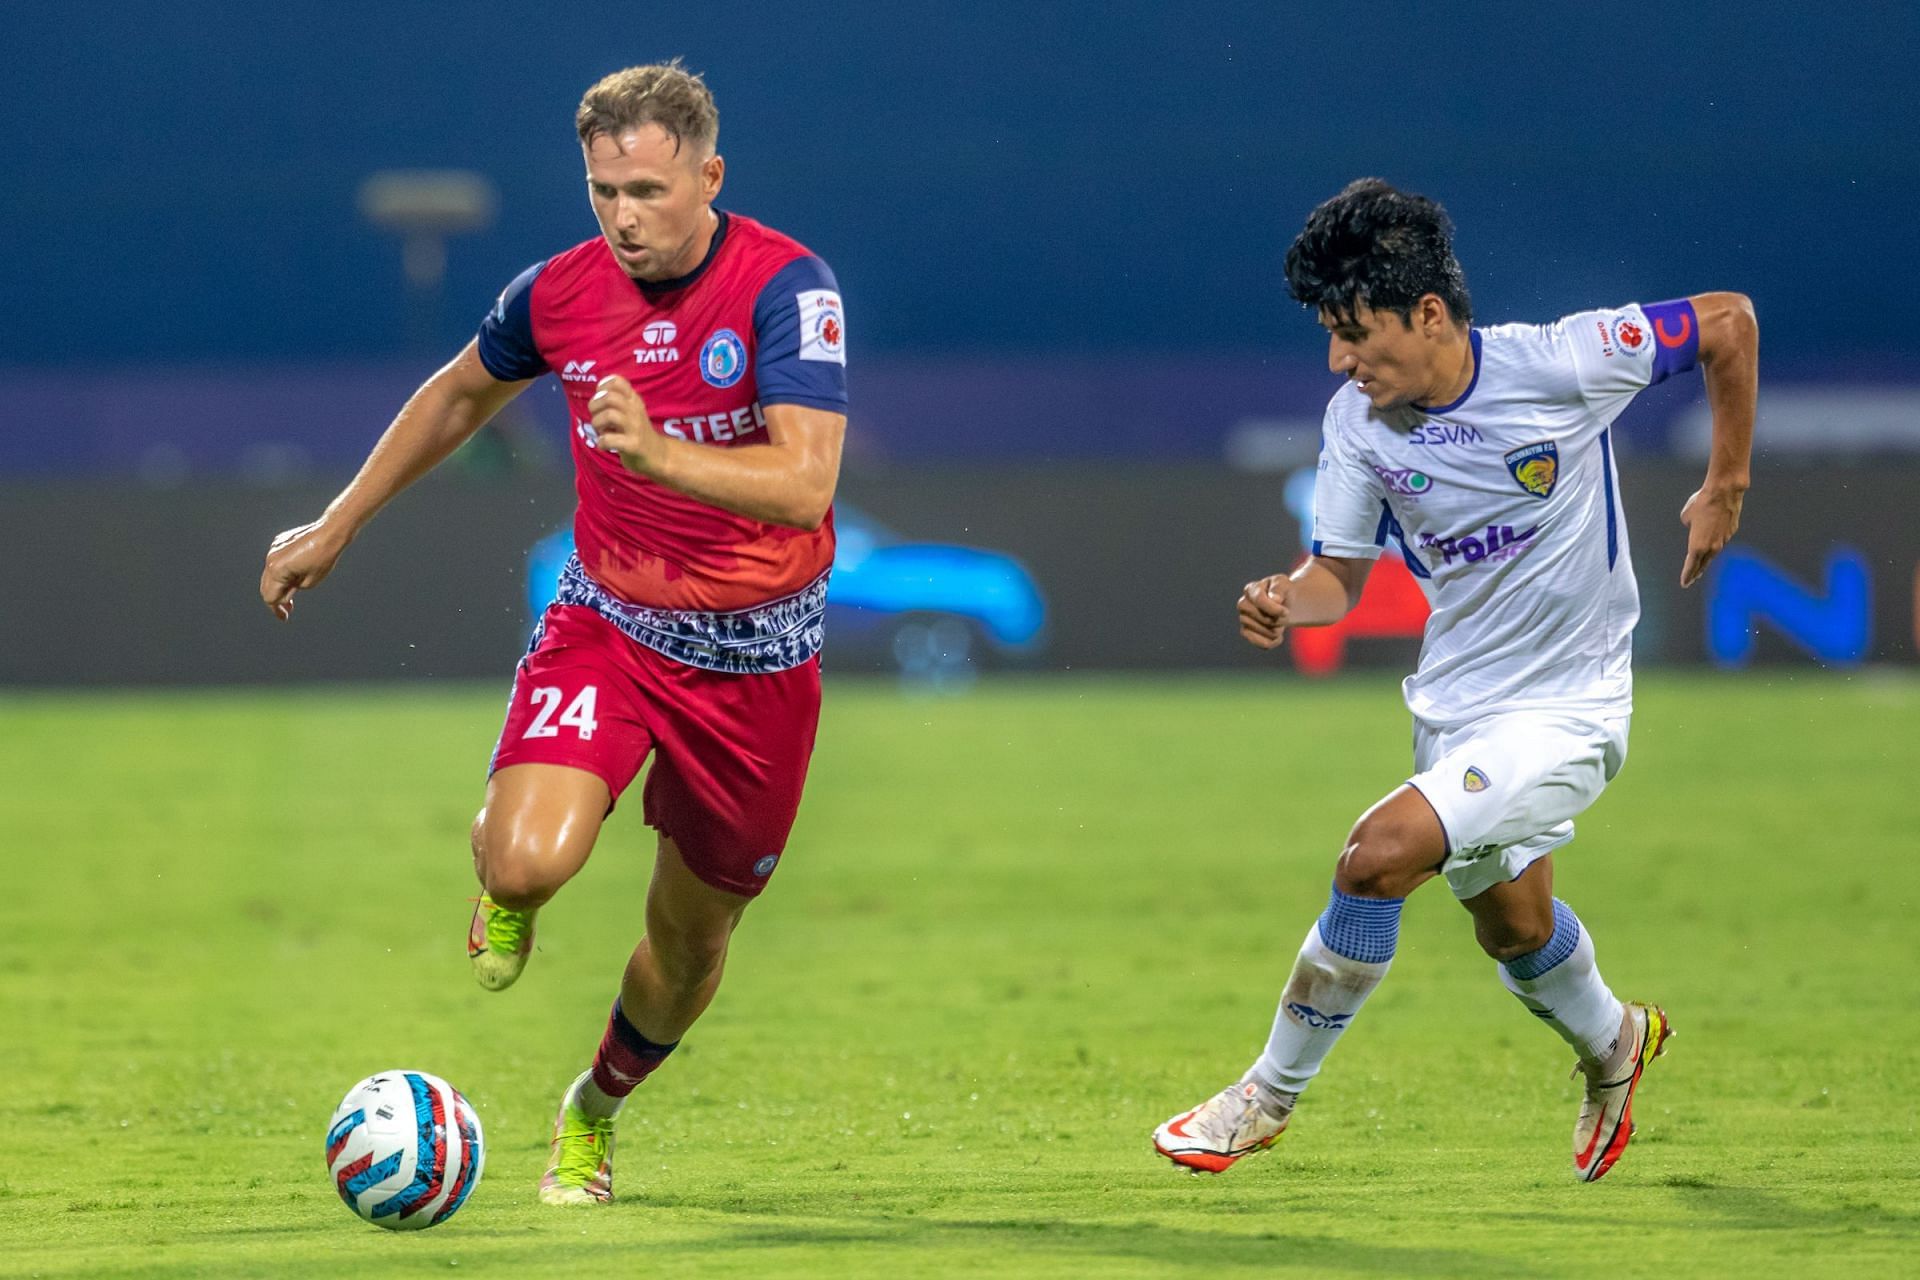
(1311, 303, 1696, 726)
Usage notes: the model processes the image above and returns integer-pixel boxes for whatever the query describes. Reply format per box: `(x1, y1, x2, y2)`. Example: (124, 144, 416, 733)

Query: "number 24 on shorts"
(523, 685, 599, 741)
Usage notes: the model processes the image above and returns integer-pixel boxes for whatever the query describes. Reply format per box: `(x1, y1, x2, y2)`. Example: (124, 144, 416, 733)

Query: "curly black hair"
(1283, 178, 1472, 327)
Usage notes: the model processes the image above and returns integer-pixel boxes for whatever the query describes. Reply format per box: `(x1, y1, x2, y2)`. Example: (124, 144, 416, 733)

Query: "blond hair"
(576, 61, 718, 157)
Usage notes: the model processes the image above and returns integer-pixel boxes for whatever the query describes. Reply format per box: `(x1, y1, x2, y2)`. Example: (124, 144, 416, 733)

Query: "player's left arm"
(1677, 291, 1759, 587)
(589, 381, 843, 529)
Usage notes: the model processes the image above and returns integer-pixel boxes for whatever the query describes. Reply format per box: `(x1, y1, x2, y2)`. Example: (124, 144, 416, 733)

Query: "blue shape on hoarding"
(1705, 546, 1871, 666)
(525, 505, 1046, 675)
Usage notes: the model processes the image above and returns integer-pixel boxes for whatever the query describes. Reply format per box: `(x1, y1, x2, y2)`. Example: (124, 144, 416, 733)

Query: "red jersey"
(477, 211, 848, 612)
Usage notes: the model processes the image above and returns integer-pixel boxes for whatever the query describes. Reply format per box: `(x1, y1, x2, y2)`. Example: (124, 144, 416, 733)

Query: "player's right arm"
(259, 341, 534, 620)
(1241, 404, 1389, 649)
(1239, 555, 1373, 649)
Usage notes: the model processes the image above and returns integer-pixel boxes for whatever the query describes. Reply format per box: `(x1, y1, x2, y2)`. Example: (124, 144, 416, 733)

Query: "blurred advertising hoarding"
(1, 458, 1912, 686)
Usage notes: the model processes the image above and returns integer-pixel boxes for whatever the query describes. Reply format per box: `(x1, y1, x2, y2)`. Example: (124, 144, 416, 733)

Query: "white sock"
(571, 1070, 624, 1120)
(1499, 899, 1627, 1071)
(1248, 921, 1393, 1096)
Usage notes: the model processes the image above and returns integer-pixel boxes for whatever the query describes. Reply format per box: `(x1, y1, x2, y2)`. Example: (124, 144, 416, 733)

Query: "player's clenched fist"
(588, 375, 668, 477)
(260, 520, 349, 621)
(1238, 574, 1293, 649)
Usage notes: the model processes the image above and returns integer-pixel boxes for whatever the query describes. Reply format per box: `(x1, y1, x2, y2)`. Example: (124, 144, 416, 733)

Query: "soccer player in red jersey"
(259, 63, 849, 1205)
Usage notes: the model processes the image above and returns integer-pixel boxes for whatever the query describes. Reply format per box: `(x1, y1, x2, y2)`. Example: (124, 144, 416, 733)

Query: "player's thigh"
(642, 656, 821, 899)
(1336, 784, 1449, 897)
(481, 606, 655, 891)
(475, 763, 611, 897)
(1411, 712, 1624, 901)
(490, 606, 655, 799)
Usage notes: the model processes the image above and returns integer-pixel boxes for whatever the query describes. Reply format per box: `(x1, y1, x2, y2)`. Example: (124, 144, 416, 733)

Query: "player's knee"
(1334, 812, 1427, 899)
(479, 827, 578, 910)
(1475, 910, 1555, 962)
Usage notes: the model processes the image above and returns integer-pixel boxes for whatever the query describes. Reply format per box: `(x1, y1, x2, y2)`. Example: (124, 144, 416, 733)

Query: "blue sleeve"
(752, 255, 848, 412)
(476, 261, 549, 381)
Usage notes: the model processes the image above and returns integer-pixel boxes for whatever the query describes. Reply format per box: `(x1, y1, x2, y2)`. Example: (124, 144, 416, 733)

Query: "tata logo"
(634, 321, 681, 365)
(1420, 523, 1539, 566)
(1408, 424, 1481, 446)
(560, 359, 598, 384)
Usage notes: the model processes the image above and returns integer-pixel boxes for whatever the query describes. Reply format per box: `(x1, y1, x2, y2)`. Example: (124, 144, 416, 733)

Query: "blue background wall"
(5, 1, 1914, 371)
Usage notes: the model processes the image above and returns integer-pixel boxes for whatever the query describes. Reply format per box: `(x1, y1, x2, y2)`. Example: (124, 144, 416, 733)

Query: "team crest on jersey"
(699, 328, 747, 388)
(1504, 441, 1559, 499)
(1463, 767, 1490, 793)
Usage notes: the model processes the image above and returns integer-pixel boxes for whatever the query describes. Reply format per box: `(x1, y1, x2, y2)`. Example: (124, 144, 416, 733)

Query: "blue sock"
(1316, 887, 1405, 964)
(1502, 898, 1581, 980)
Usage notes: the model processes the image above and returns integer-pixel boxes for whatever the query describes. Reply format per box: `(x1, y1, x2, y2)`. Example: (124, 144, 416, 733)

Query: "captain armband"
(1640, 299, 1699, 385)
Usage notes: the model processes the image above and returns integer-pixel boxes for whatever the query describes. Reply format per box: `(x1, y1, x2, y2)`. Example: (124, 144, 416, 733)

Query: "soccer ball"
(325, 1070, 484, 1230)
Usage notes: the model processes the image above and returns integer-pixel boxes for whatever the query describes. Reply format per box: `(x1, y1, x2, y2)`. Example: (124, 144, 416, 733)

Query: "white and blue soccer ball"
(326, 1070, 484, 1230)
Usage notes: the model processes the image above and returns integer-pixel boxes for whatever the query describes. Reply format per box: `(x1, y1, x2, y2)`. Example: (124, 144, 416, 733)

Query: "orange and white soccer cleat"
(1572, 1000, 1673, 1182)
(1152, 1081, 1291, 1173)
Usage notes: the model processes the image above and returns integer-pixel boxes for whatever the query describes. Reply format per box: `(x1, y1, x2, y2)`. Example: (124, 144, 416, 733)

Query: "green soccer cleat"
(538, 1072, 616, 1206)
(467, 893, 536, 992)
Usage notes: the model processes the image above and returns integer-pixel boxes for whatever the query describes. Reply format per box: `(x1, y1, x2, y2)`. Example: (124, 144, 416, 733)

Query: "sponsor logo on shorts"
(752, 854, 780, 877)
(1463, 767, 1490, 793)
(1455, 842, 1499, 860)
(1285, 1002, 1352, 1030)
(1504, 441, 1559, 499)
(1369, 464, 1433, 497)
(699, 329, 747, 388)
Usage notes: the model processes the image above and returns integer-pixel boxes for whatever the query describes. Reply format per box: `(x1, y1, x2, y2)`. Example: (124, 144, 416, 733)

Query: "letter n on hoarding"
(1705, 545, 1871, 666)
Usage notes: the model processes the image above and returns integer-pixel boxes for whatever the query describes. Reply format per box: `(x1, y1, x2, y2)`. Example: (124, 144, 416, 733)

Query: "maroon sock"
(588, 999, 678, 1098)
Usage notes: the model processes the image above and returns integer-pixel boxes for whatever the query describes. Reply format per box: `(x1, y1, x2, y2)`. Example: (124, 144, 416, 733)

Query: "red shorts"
(490, 604, 821, 897)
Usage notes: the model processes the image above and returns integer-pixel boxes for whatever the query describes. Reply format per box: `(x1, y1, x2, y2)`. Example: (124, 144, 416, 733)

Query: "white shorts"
(1406, 710, 1630, 901)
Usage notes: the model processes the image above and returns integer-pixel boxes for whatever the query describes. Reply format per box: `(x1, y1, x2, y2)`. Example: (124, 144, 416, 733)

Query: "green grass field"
(2, 673, 1917, 1278)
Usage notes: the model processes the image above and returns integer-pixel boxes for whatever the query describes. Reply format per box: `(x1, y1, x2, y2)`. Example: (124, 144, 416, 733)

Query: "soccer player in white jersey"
(1152, 179, 1756, 1182)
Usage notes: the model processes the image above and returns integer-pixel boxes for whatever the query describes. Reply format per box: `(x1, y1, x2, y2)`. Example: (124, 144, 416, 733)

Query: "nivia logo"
(1286, 1002, 1352, 1031)
(561, 359, 599, 384)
